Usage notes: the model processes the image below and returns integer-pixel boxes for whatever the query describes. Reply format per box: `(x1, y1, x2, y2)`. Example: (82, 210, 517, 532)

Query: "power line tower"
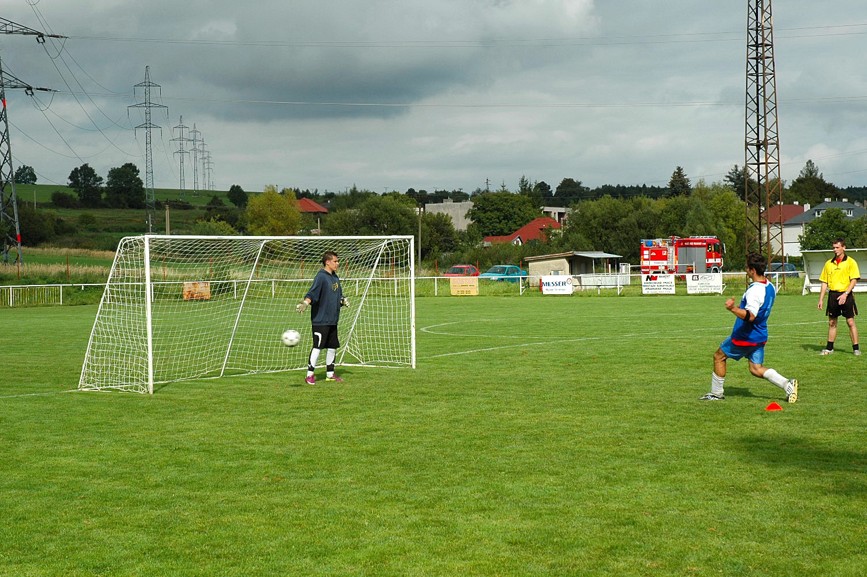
(189, 123, 201, 196)
(0, 18, 63, 264)
(744, 0, 784, 266)
(198, 138, 210, 192)
(171, 115, 189, 198)
(128, 66, 167, 232)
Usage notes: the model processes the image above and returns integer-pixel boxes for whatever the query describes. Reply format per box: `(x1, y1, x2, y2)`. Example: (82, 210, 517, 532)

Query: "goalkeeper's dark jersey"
(305, 269, 343, 325)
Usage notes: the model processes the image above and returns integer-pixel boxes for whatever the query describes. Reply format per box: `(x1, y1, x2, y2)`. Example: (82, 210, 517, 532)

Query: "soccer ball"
(281, 329, 301, 347)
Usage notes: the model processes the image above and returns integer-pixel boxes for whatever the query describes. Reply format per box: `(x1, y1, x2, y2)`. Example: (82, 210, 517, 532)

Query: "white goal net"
(79, 235, 415, 393)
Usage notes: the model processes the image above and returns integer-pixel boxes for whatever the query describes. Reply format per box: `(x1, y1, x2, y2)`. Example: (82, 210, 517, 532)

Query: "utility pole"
(189, 123, 201, 196)
(171, 115, 189, 199)
(744, 0, 783, 268)
(198, 138, 209, 192)
(0, 18, 63, 264)
(128, 66, 167, 232)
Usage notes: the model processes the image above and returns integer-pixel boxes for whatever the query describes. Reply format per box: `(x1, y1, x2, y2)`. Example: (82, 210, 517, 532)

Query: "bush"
(51, 191, 79, 208)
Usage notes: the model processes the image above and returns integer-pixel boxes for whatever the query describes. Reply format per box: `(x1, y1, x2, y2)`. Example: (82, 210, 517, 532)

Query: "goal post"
(79, 234, 416, 394)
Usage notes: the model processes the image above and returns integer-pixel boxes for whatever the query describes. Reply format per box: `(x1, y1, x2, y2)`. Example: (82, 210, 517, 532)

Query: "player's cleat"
(854, 350, 862, 356)
(699, 393, 724, 401)
(820, 349, 833, 355)
(787, 379, 799, 404)
(304, 375, 316, 385)
(326, 375, 344, 383)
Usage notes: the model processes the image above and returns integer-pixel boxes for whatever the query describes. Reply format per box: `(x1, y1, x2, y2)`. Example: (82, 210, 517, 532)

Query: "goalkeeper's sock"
(763, 368, 788, 389)
(308, 348, 322, 374)
(711, 372, 725, 396)
(326, 349, 336, 376)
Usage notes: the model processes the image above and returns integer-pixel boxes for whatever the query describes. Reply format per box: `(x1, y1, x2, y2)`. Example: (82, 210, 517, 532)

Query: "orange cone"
(765, 401, 783, 411)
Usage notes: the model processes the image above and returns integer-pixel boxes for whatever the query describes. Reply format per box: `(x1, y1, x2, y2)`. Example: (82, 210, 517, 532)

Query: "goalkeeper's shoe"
(787, 379, 799, 404)
(304, 375, 316, 385)
(326, 374, 344, 383)
(699, 393, 724, 401)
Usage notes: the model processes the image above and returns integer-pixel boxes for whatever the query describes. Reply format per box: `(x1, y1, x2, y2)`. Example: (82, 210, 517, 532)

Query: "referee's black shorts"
(826, 290, 858, 319)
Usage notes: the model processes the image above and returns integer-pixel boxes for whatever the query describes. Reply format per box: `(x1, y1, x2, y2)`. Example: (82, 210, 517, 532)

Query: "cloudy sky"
(2, 0, 867, 197)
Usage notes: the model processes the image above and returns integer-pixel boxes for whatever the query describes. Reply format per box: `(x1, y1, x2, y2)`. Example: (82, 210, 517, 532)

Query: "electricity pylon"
(744, 0, 784, 268)
(128, 66, 167, 232)
(0, 19, 63, 263)
(171, 115, 189, 198)
(189, 123, 201, 196)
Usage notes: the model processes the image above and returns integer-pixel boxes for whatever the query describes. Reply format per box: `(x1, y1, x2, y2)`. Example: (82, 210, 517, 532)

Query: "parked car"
(768, 262, 799, 276)
(443, 264, 480, 277)
(479, 264, 528, 282)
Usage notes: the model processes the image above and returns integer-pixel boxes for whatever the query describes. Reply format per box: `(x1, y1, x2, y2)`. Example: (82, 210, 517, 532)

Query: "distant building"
(763, 202, 809, 257)
(297, 197, 328, 233)
(542, 206, 570, 225)
(423, 199, 474, 231)
(779, 200, 866, 257)
(483, 216, 561, 246)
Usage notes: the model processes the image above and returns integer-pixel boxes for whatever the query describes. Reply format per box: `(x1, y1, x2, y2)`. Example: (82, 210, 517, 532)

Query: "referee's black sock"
(854, 344, 860, 352)
(826, 342, 834, 351)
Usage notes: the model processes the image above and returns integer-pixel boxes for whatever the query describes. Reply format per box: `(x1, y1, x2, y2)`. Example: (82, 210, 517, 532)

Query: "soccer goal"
(79, 235, 416, 394)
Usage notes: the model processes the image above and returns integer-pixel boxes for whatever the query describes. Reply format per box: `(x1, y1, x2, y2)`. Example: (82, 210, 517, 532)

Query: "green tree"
(667, 166, 691, 197)
(534, 181, 554, 204)
(191, 218, 239, 236)
(356, 195, 417, 235)
(105, 163, 145, 208)
(553, 178, 589, 207)
(51, 191, 79, 208)
(789, 160, 838, 206)
(227, 184, 248, 208)
(68, 163, 103, 208)
(16, 204, 60, 246)
(518, 175, 543, 209)
(14, 165, 37, 185)
(559, 196, 658, 261)
(724, 164, 747, 200)
(245, 185, 301, 235)
(466, 192, 540, 237)
(420, 211, 458, 262)
(800, 208, 867, 251)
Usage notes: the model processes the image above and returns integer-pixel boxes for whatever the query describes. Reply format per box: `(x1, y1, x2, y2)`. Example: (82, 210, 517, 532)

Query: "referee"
(817, 238, 860, 356)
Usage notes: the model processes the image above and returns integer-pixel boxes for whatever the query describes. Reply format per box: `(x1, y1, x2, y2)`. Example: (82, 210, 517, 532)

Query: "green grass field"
(1, 295, 864, 576)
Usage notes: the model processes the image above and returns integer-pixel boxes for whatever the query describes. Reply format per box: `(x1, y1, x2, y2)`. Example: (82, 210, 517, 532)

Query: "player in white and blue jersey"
(700, 253, 799, 403)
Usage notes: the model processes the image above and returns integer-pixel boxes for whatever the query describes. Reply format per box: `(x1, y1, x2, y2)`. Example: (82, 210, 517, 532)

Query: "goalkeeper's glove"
(295, 300, 309, 313)
(340, 297, 350, 308)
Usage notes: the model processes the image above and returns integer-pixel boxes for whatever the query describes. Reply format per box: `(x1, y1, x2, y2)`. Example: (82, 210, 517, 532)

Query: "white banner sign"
(686, 273, 724, 294)
(641, 274, 676, 295)
(541, 275, 574, 295)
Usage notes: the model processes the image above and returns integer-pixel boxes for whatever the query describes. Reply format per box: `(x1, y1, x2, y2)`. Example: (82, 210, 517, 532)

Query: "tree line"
(10, 160, 867, 269)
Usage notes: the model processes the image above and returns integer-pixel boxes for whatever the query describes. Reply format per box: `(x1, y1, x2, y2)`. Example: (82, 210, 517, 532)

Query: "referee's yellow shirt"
(819, 256, 861, 292)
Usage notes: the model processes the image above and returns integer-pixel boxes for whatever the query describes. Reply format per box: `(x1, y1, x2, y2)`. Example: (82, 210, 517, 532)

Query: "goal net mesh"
(79, 235, 415, 393)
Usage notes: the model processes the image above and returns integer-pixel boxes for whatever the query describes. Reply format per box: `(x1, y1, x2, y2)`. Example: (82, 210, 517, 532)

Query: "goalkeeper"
(296, 251, 349, 384)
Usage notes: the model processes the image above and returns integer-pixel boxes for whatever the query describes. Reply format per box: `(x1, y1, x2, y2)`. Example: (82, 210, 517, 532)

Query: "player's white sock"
(763, 368, 789, 390)
(308, 348, 321, 376)
(711, 372, 725, 396)
(325, 348, 336, 376)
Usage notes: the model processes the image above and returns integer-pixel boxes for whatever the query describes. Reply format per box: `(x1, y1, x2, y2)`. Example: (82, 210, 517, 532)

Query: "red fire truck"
(640, 236, 724, 274)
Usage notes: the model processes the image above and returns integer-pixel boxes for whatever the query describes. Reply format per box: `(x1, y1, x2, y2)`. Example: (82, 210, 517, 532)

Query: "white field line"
(421, 320, 828, 359)
(0, 388, 79, 399)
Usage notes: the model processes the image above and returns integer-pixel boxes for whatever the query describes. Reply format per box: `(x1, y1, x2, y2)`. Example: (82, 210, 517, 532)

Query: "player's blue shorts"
(719, 337, 765, 364)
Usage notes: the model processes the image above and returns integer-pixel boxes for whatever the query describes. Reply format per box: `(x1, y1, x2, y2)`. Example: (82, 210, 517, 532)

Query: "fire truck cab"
(640, 236, 724, 274)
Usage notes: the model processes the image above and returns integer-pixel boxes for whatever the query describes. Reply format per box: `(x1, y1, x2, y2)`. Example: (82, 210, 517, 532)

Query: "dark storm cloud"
(3, 0, 867, 193)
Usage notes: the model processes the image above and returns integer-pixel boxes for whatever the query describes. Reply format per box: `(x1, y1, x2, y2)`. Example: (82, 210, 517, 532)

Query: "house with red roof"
(297, 197, 328, 233)
(483, 216, 561, 247)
